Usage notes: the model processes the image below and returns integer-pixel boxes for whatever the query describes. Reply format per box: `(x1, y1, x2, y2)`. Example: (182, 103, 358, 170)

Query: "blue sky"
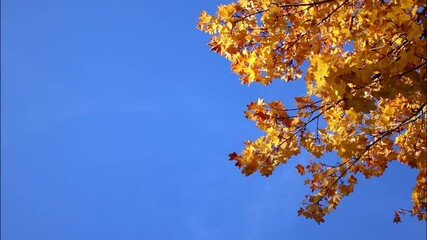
(1, 0, 426, 239)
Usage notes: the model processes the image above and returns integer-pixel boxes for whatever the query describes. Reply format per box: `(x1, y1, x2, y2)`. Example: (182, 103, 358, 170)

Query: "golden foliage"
(198, 0, 426, 223)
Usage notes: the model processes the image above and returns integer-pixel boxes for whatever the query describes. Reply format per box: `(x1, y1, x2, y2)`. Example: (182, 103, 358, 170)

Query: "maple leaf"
(296, 164, 306, 175)
(394, 211, 402, 223)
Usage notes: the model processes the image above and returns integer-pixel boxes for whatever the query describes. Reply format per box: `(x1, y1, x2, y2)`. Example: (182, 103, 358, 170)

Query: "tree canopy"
(198, 0, 426, 223)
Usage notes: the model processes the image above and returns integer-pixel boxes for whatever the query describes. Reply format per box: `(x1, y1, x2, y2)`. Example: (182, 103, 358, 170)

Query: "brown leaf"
(296, 164, 306, 175)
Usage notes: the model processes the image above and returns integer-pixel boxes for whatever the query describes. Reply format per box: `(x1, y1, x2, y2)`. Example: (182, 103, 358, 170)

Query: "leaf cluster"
(198, 0, 426, 223)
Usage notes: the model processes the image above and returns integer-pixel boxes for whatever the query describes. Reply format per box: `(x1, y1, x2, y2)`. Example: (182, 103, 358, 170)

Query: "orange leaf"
(296, 164, 306, 175)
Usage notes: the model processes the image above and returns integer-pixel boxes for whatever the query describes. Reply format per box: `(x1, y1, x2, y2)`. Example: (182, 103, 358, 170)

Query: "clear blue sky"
(1, 0, 426, 239)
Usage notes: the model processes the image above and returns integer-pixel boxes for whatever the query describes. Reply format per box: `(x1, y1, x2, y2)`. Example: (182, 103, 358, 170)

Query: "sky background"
(1, 0, 426, 239)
